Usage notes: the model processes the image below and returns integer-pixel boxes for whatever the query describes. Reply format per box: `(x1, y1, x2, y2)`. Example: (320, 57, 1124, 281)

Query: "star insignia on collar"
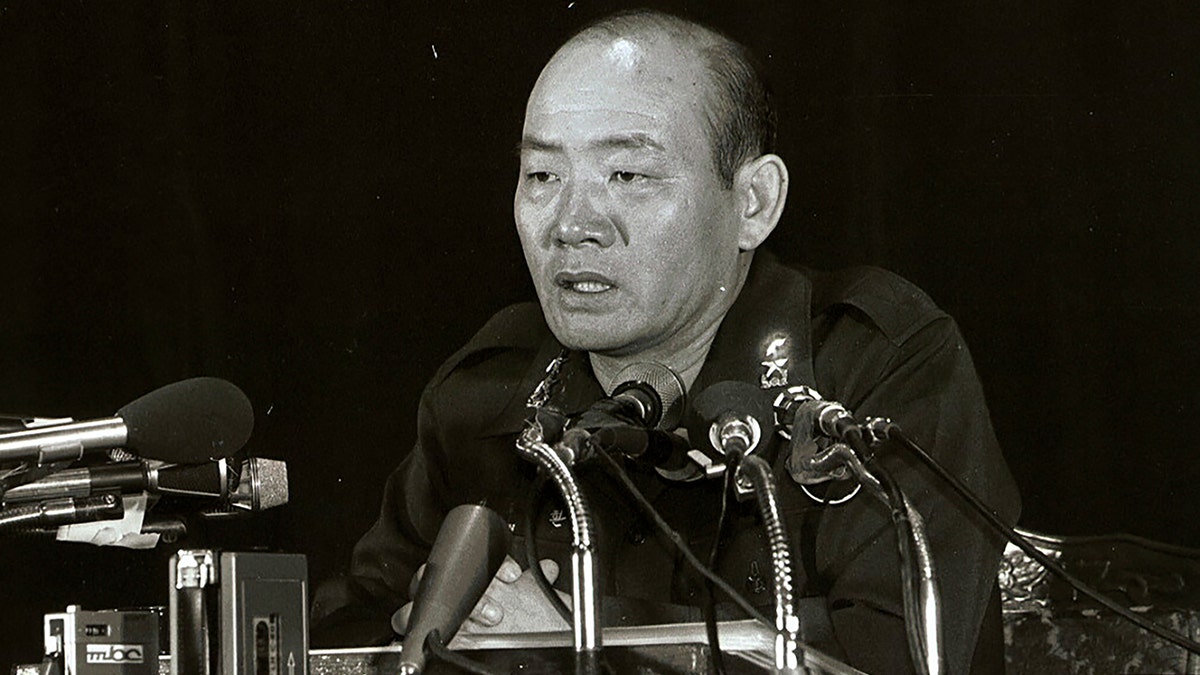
(760, 336, 790, 388)
(761, 358, 789, 388)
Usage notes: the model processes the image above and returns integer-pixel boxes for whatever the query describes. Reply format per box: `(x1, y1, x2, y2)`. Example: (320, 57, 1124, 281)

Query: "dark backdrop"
(2, 0, 1198, 666)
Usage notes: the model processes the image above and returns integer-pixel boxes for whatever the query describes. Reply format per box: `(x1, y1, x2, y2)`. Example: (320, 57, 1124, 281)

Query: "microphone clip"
(788, 442, 866, 505)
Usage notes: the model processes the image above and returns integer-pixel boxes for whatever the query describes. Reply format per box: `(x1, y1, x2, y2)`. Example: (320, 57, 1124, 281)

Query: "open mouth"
(555, 271, 616, 294)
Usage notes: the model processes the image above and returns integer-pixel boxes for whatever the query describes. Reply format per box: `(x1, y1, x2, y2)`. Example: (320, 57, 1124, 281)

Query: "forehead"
(522, 33, 713, 154)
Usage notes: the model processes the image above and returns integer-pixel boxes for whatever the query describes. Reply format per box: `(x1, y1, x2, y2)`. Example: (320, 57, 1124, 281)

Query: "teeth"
(571, 281, 613, 293)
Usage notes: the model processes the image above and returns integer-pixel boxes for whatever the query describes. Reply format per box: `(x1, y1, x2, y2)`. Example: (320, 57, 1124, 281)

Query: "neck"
(589, 329, 715, 395)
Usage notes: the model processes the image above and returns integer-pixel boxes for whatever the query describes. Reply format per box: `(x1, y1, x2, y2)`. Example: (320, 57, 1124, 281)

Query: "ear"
(733, 154, 789, 251)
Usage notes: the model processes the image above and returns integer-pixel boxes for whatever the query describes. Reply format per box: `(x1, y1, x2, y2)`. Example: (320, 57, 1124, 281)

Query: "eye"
(612, 171, 644, 184)
(526, 171, 558, 184)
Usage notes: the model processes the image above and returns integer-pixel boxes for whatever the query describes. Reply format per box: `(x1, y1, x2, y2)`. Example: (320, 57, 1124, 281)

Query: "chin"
(545, 317, 637, 355)
(552, 331, 626, 354)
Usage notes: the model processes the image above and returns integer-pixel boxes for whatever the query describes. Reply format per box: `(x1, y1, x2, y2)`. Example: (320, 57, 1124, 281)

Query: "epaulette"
(421, 302, 565, 439)
(812, 266, 948, 346)
(428, 302, 551, 388)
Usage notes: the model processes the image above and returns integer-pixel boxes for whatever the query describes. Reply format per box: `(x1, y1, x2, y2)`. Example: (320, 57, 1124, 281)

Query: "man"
(312, 10, 1020, 673)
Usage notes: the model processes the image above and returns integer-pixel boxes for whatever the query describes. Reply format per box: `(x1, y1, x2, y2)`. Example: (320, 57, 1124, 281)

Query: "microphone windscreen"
(117, 378, 254, 463)
(694, 380, 774, 426)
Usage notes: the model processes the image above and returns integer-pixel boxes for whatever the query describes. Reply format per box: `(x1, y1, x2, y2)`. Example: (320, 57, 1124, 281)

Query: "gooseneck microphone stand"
(776, 385, 944, 675)
(738, 456, 803, 672)
(802, 441, 944, 675)
(515, 421, 601, 673)
(710, 412, 805, 674)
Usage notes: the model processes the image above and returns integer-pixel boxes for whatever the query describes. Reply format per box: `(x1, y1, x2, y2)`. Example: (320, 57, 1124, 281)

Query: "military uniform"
(311, 251, 1021, 673)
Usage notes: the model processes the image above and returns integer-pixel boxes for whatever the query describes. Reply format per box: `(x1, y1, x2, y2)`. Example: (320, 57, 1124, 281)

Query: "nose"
(552, 183, 620, 248)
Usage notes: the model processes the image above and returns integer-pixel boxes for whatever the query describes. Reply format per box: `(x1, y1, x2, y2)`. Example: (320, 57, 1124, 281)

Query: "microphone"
(558, 362, 686, 464)
(2, 457, 289, 512)
(396, 504, 512, 675)
(693, 381, 774, 459)
(583, 361, 686, 429)
(773, 385, 861, 444)
(224, 456, 289, 513)
(0, 378, 254, 465)
(589, 426, 694, 472)
(774, 386, 870, 486)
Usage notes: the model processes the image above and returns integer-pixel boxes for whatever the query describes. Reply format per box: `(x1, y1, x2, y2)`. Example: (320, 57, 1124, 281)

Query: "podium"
(16, 620, 861, 674)
(311, 620, 861, 675)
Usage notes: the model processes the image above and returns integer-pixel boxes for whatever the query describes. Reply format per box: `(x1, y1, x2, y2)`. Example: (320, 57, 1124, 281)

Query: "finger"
(468, 595, 504, 627)
(538, 558, 560, 584)
(391, 602, 413, 635)
(495, 555, 522, 584)
(408, 563, 427, 598)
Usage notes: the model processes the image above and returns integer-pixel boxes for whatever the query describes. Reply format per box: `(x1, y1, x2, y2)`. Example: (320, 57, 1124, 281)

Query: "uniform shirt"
(311, 251, 1021, 673)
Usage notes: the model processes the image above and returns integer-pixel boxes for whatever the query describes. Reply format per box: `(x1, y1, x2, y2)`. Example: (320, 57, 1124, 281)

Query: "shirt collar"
(691, 249, 815, 397)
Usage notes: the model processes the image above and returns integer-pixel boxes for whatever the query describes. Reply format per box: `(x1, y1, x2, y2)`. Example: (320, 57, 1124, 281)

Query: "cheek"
(514, 187, 561, 241)
(514, 205, 547, 253)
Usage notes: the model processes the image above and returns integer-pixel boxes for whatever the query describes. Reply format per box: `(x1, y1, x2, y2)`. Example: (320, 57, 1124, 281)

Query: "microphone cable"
(839, 443, 933, 675)
(870, 420, 1200, 656)
(523, 471, 575, 626)
(590, 445, 770, 627)
(703, 450, 741, 675)
(425, 629, 504, 675)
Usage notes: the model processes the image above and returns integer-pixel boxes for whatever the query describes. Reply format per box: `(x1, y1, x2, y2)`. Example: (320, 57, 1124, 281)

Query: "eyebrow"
(515, 132, 666, 156)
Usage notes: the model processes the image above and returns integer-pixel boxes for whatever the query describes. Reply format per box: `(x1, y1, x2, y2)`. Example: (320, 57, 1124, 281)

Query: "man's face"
(515, 34, 747, 358)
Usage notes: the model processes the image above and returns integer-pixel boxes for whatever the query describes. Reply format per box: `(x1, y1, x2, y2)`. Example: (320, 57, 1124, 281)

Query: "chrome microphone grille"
(611, 362, 687, 430)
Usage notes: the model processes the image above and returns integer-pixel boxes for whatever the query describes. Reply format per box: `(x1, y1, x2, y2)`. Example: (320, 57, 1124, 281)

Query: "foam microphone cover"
(117, 377, 254, 463)
(398, 504, 512, 673)
(693, 380, 774, 427)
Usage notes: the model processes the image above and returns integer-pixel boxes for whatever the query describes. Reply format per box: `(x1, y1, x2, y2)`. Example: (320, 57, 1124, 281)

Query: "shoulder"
(423, 302, 558, 434)
(809, 265, 949, 347)
(431, 302, 551, 382)
(800, 262, 971, 406)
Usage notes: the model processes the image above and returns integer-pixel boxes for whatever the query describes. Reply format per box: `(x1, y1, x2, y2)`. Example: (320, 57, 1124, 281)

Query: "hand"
(392, 555, 572, 636)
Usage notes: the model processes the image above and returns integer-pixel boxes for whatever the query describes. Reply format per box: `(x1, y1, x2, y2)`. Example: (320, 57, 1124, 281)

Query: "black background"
(2, 0, 1198, 666)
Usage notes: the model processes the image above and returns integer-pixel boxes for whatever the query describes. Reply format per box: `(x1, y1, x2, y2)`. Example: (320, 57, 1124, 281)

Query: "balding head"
(558, 10, 776, 189)
(513, 9, 789, 362)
